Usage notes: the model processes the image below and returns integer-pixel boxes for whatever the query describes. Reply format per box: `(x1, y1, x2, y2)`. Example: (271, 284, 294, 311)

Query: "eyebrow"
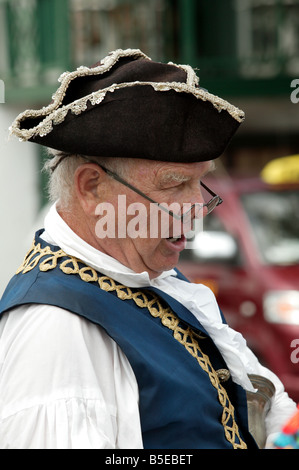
(159, 161, 216, 185)
(159, 173, 191, 185)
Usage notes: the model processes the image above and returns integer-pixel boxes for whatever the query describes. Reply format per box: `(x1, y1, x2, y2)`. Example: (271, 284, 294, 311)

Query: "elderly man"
(0, 49, 296, 449)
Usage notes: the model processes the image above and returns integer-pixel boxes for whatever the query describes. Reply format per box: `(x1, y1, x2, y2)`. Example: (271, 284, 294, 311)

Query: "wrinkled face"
(94, 159, 214, 278)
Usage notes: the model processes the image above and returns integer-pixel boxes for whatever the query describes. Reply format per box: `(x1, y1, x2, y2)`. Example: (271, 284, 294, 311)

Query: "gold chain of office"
(16, 239, 247, 449)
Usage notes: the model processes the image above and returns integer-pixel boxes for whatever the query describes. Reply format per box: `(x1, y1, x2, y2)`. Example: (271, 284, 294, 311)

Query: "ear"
(74, 163, 106, 216)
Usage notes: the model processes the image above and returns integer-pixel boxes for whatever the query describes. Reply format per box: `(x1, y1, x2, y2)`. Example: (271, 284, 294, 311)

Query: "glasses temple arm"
(103, 167, 182, 220)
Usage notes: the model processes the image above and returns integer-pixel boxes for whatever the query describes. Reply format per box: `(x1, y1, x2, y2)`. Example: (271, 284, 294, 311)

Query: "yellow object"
(261, 155, 299, 184)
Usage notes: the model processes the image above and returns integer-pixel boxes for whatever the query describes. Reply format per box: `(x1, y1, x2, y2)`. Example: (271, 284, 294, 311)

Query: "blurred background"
(0, 0, 298, 400)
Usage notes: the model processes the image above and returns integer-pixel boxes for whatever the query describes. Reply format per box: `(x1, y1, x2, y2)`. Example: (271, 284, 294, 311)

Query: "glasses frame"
(85, 158, 223, 221)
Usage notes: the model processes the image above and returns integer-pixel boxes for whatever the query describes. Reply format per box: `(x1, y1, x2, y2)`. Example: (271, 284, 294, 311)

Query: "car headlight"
(263, 291, 299, 325)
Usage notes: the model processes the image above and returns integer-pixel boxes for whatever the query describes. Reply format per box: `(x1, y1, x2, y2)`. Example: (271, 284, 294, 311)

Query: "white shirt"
(0, 203, 296, 448)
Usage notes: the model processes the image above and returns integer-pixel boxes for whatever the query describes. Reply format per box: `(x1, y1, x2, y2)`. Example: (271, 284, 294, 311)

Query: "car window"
(181, 213, 240, 264)
(241, 190, 299, 265)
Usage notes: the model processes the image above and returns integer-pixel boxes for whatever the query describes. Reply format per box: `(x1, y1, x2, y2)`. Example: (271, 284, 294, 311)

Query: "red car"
(178, 175, 299, 402)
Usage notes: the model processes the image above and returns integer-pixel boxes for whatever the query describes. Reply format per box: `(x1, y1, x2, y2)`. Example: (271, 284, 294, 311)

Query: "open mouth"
(167, 236, 182, 242)
(165, 234, 187, 251)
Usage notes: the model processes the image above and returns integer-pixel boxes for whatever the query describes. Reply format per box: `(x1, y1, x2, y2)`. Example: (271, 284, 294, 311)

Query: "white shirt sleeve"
(0, 304, 143, 449)
(241, 345, 297, 447)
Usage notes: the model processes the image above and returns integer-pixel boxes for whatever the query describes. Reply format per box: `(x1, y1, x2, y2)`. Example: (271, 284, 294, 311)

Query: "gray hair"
(43, 148, 132, 209)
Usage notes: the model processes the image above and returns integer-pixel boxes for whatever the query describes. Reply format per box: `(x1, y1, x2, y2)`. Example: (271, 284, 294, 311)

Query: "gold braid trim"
(17, 240, 247, 449)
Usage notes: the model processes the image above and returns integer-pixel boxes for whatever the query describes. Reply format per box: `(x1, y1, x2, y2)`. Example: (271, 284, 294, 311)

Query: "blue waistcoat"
(0, 231, 257, 449)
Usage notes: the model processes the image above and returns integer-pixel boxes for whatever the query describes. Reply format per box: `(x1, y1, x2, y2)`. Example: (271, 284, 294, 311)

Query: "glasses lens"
(206, 196, 220, 215)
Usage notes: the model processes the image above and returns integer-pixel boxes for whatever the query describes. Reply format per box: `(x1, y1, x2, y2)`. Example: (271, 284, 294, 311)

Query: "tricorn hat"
(10, 49, 244, 163)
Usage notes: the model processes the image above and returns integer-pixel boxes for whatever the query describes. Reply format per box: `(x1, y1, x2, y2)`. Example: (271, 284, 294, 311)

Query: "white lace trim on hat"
(9, 48, 245, 142)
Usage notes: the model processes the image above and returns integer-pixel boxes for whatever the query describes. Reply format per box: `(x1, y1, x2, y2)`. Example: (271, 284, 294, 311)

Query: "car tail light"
(263, 291, 299, 324)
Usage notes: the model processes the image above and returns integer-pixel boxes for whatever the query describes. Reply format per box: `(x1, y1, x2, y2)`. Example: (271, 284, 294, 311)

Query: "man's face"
(95, 159, 214, 279)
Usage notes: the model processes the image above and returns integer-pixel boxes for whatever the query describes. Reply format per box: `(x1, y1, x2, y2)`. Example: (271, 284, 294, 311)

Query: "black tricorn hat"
(10, 49, 244, 163)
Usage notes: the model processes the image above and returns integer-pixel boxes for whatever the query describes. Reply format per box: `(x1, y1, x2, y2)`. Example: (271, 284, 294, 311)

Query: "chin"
(150, 257, 179, 276)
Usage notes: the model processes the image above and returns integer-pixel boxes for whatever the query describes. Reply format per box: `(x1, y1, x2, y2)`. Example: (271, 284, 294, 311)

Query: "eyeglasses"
(85, 159, 223, 223)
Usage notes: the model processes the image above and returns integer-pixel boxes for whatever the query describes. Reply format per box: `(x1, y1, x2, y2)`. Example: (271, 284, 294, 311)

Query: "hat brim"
(22, 84, 241, 162)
